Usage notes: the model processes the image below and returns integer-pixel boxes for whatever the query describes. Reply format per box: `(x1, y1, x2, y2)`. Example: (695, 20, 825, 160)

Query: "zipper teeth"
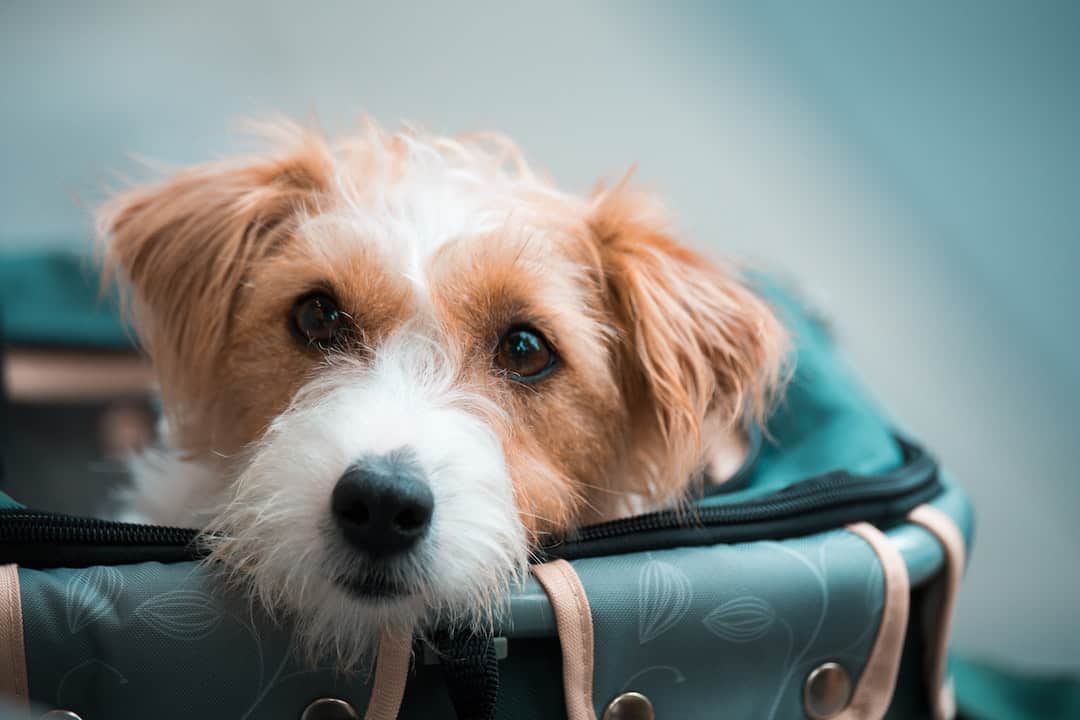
(0, 477, 927, 547)
(572, 462, 934, 543)
(0, 442, 936, 553)
(0, 512, 198, 546)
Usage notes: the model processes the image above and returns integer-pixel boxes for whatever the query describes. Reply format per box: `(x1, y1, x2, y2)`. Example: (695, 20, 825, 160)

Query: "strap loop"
(908, 504, 966, 720)
(363, 627, 412, 720)
(532, 559, 597, 720)
(837, 523, 911, 719)
(0, 564, 28, 713)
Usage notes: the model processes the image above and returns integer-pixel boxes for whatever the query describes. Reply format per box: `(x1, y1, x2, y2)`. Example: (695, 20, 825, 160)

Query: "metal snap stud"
(603, 691, 655, 720)
(300, 697, 360, 720)
(804, 662, 852, 719)
(40, 711, 83, 720)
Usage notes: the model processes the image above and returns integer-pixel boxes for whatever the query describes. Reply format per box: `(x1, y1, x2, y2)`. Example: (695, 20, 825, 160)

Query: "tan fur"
(100, 120, 788, 541)
(99, 125, 336, 457)
(589, 185, 789, 509)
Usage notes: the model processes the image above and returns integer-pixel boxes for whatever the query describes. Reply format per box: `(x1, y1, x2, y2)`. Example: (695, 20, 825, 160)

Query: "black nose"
(331, 449, 434, 558)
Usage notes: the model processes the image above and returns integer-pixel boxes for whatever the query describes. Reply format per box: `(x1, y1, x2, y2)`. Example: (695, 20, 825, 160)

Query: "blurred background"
(2, 0, 1078, 677)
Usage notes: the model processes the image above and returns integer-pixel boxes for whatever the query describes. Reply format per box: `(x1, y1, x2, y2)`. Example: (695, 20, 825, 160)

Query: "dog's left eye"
(495, 326, 557, 382)
(290, 293, 343, 347)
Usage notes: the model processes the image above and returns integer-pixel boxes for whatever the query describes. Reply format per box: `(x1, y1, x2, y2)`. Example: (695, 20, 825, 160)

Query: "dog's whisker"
(568, 480, 628, 496)
(512, 509, 558, 525)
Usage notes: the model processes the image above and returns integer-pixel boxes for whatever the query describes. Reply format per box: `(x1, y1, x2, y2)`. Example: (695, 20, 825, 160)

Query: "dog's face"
(100, 122, 785, 664)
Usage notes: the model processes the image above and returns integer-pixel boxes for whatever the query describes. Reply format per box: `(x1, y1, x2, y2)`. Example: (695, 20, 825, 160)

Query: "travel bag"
(0, 270, 973, 719)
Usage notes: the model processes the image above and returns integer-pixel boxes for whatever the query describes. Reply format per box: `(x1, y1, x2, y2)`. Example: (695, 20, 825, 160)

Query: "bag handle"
(362, 627, 412, 720)
(836, 522, 911, 719)
(908, 504, 966, 720)
(532, 559, 597, 720)
(0, 564, 29, 713)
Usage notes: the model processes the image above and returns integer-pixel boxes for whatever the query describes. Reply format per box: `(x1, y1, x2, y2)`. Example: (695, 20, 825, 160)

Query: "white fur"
(308, 125, 584, 288)
(199, 329, 528, 666)
(115, 449, 225, 527)
(110, 123, 773, 676)
(115, 127, 589, 668)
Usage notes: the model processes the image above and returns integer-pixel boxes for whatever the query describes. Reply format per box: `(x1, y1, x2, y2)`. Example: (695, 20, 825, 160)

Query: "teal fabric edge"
(705, 273, 905, 506)
(0, 249, 132, 349)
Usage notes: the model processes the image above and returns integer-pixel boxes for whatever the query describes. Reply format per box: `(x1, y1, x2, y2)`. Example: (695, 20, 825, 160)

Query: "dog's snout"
(331, 449, 434, 557)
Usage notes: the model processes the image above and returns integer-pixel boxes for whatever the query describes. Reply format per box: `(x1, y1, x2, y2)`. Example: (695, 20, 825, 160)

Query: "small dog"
(98, 119, 787, 666)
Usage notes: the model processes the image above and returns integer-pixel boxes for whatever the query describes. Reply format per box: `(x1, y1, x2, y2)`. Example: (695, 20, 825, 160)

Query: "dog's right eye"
(290, 293, 343, 347)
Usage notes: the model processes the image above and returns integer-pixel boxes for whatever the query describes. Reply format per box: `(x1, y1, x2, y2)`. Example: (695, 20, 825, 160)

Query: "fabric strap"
(531, 559, 597, 720)
(0, 564, 28, 712)
(432, 628, 499, 720)
(908, 504, 966, 720)
(363, 627, 412, 720)
(837, 523, 911, 720)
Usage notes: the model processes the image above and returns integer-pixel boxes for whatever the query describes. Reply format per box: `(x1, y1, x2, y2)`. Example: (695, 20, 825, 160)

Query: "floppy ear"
(591, 186, 788, 496)
(98, 126, 333, 421)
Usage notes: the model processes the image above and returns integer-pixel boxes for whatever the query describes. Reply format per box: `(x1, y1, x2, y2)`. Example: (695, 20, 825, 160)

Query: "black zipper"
(0, 436, 940, 568)
(542, 436, 939, 560)
(0, 511, 202, 568)
(0, 512, 197, 546)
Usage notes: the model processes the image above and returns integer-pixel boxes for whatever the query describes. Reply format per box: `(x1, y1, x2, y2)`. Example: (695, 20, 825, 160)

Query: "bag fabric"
(0, 277, 974, 719)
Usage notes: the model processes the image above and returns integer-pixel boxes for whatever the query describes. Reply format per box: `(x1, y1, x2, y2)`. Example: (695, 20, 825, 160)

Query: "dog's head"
(99, 120, 786, 664)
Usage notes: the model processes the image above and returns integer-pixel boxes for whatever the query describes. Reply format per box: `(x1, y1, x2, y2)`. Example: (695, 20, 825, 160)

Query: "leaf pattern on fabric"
(57, 658, 128, 707)
(65, 566, 124, 633)
(702, 595, 776, 643)
(619, 664, 687, 693)
(638, 558, 693, 644)
(135, 589, 223, 641)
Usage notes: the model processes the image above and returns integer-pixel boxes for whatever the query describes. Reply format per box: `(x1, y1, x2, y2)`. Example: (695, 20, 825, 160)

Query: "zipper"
(0, 436, 940, 568)
(0, 511, 202, 568)
(574, 441, 933, 542)
(542, 435, 940, 560)
(0, 512, 198, 546)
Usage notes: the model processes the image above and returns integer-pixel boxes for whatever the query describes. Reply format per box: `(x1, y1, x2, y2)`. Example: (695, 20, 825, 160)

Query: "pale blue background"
(2, 1, 1077, 671)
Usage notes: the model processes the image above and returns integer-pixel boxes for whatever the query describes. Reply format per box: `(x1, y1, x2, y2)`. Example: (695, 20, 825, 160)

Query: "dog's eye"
(291, 293, 343, 347)
(495, 326, 557, 382)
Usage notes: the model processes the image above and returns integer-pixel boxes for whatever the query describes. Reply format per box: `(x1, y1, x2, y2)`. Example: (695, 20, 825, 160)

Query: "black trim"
(0, 511, 201, 568)
(432, 629, 500, 720)
(0, 435, 941, 569)
(539, 436, 940, 561)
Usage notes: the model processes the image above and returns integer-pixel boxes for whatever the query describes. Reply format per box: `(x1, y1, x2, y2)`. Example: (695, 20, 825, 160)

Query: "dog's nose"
(331, 449, 434, 557)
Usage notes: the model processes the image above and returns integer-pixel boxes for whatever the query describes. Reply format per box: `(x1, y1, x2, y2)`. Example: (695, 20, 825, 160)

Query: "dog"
(98, 119, 788, 666)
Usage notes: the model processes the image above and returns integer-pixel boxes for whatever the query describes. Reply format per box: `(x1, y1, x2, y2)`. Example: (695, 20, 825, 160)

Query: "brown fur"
(100, 121, 788, 540)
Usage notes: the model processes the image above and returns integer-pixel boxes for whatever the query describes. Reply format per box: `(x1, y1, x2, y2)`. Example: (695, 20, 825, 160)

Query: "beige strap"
(837, 523, 911, 720)
(908, 505, 966, 720)
(0, 565, 29, 711)
(363, 627, 413, 720)
(532, 560, 597, 720)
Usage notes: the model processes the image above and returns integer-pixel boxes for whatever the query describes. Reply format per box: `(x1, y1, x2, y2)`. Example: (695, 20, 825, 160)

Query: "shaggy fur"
(98, 118, 788, 665)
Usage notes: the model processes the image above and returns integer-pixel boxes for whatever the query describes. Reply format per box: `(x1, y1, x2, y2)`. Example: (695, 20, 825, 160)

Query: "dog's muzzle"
(331, 447, 434, 558)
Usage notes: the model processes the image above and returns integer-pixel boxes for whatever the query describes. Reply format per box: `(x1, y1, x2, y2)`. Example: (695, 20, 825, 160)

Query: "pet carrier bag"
(0, 274, 972, 720)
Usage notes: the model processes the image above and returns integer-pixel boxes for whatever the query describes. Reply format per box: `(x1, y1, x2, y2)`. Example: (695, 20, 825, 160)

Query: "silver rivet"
(300, 697, 359, 720)
(40, 712, 83, 720)
(603, 691, 655, 720)
(804, 662, 852, 719)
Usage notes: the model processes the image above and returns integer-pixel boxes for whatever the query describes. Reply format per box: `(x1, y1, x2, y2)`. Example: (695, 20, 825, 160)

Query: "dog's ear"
(590, 185, 788, 496)
(98, 126, 333, 417)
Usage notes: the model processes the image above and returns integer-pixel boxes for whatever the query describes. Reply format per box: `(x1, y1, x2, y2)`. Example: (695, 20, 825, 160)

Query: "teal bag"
(0, 279, 973, 720)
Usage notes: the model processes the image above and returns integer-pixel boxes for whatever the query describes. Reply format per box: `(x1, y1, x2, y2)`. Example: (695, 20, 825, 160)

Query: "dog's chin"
(204, 528, 526, 668)
(331, 569, 418, 601)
